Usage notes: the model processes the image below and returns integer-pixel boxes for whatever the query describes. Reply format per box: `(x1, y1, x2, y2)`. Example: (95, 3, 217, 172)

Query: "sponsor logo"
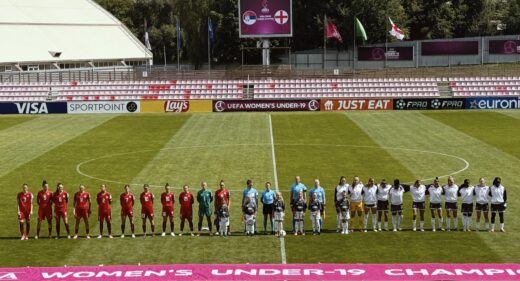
(15, 103, 48, 114)
(467, 97, 519, 110)
(322, 99, 393, 111)
(242, 11, 257, 25)
(164, 101, 190, 113)
(0, 102, 67, 115)
(394, 98, 466, 110)
(67, 101, 140, 114)
(213, 100, 320, 112)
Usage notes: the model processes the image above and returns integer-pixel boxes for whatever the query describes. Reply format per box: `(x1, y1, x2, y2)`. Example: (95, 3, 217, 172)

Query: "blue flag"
(208, 18, 214, 49)
(176, 17, 181, 51)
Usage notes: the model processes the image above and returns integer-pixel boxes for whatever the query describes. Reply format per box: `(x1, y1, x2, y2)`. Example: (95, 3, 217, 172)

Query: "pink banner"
(1, 264, 520, 281)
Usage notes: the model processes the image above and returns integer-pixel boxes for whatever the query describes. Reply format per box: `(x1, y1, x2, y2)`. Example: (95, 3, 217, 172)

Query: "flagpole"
(323, 14, 327, 71)
(385, 16, 388, 69)
(353, 17, 356, 73)
(208, 17, 211, 79)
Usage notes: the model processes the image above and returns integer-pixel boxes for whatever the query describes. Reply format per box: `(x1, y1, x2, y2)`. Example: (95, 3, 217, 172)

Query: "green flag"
(355, 17, 367, 41)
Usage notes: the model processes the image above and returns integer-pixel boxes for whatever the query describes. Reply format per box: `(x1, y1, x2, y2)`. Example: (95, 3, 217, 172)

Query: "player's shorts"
(475, 203, 489, 212)
(198, 208, 212, 217)
(98, 210, 111, 222)
(350, 201, 363, 212)
(180, 209, 193, 220)
(364, 203, 376, 209)
(18, 210, 30, 221)
(377, 200, 389, 211)
(391, 204, 403, 215)
(445, 202, 458, 211)
(263, 203, 274, 215)
(162, 206, 174, 217)
(141, 209, 154, 219)
(340, 211, 350, 221)
(55, 209, 68, 219)
(430, 202, 442, 210)
(74, 208, 89, 220)
(491, 203, 506, 213)
(38, 207, 52, 221)
(121, 209, 134, 217)
(412, 201, 425, 210)
(461, 203, 474, 215)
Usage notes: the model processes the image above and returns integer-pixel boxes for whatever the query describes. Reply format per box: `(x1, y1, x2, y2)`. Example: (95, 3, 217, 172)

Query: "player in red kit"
(140, 184, 155, 237)
(97, 184, 113, 238)
(73, 184, 91, 239)
(179, 185, 194, 236)
(17, 184, 33, 240)
(120, 184, 136, 238)
(53, 183, 71, 239)
(214, 180, 231, 235)
(161, 183, 175, 237)
(36, 180, 53, 239)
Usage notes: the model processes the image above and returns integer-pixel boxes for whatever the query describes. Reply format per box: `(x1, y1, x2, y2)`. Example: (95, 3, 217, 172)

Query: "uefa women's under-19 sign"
(239, 0, 293, 38)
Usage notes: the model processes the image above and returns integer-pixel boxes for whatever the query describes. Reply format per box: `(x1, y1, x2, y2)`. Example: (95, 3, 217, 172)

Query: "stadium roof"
(0, 0, 152, 65)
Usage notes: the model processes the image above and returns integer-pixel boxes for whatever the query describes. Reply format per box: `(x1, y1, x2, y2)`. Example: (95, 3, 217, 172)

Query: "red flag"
(326, 21, 343, 43)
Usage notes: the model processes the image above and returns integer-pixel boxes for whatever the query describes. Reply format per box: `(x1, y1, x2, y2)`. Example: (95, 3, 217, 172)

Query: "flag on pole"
(208, 17, 215, 48)
(388, 17, 405, 40)
(326, 19, 343, 43)
(176, 17, 182, 51)
(355, 17, 367, 41)
(144, 19, 152, 50)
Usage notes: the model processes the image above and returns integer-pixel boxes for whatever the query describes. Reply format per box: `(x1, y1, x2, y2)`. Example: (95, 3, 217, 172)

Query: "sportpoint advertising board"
(0, 102, 67, 114)
(141, 100, 213, 113)
(239, 0, 293, 38)
(67, 101, 140, 114)
(1, 263, 520, 281)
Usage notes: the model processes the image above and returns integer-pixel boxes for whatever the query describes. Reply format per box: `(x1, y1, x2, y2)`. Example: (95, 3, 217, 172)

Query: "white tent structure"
(0, 0, 152, 72)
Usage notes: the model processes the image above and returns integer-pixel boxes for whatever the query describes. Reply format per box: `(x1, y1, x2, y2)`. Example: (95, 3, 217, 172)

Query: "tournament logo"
(261, 0, 269, 13)
(214, 101, 226, 112)
(308, 100, 320, 111)
(242, 11, 257, 26)
(126, 102, 138, 113)
(274, 10, 289, 25)
(371, 48, 386, 61)
(503, 40, 518, 54)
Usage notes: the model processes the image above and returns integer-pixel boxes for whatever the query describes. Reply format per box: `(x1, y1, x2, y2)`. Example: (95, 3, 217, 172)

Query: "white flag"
(144, 31, 152, 50)
(388, 17, 405, 40)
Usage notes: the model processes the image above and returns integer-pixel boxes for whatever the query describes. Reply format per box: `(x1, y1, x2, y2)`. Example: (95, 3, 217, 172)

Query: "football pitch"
(0, 110, 518, 267)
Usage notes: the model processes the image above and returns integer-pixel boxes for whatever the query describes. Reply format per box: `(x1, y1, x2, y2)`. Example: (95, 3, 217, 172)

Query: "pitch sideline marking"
(75, 144, 470, 190)
(268, 114, 287, 265)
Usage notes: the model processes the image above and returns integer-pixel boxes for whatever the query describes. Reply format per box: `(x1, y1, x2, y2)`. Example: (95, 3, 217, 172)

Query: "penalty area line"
(268, 114, 287, 265)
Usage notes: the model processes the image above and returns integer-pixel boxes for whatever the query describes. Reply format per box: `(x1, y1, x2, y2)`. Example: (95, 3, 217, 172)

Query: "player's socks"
(454, 217, 459, 230)
(412, 220, 417, 231)
(500, 223, 505, 232)
(485, 222, 489, 231)
(372, 214, 377, 231)
(446, 218, 451, 231)
(439, 218, 443, 229)
(491, 224, 495, 232)
(392, 215, 397, 230)
(431, 218, 436, 230)
(398, 215, 403, 230)
(377, 222, 382, 231)
(475, 222, 480, 231)
(420, 221, 424, 231)
(19, 223, 24, 237)
(384, 222, 388, 231)
(363, 214, 368, 231)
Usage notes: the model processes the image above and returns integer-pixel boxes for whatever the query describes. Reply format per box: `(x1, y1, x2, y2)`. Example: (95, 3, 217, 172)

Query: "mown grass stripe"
(0, 115, 37, 131)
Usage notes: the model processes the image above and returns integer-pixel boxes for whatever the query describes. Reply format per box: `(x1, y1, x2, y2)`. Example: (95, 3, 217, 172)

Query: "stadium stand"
(0, 78, 441, 101)
(450, 77, 520, 97)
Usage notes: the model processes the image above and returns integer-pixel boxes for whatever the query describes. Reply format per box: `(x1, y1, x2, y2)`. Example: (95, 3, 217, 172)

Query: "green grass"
(0, 111, 518, 266)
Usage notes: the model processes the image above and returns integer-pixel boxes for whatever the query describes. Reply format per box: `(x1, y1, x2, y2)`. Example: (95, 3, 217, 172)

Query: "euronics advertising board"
(0, 102, 67, 114)
(466, 97, 519, 110)
(239, 0, 292, 38)
(67, 101, 140, 114)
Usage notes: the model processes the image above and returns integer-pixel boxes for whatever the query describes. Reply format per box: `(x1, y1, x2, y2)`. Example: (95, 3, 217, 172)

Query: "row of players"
(16, 176, 507, 239)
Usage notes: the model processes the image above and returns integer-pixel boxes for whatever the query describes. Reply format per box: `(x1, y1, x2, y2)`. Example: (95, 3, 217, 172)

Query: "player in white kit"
(458, 179, 475, 232)
(376, 179, 392, 231)
(428, 178, 444, 231)
(489, 177, 507, 232)
(443, 176, 459, 231)
(410, 180, 427, 232)
(389, 179, 410, 231)
(334, 176, 349, 232)
(362, 178, 378, 232)
(474, 177, 490, 231)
